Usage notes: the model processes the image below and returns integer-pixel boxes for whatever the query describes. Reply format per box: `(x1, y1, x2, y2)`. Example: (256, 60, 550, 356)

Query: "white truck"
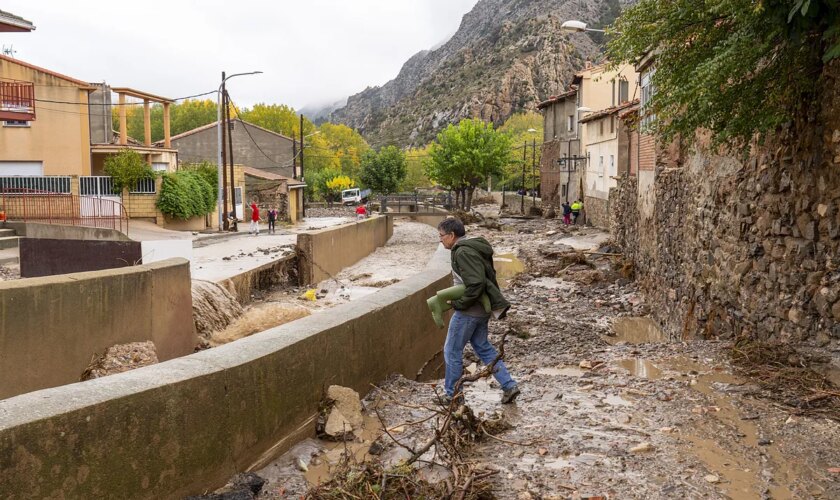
(341, 188, 371, 205)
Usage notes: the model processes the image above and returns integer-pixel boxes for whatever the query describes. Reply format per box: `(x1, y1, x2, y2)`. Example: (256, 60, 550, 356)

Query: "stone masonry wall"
(611, 60, 840, 350)
(584, 195, 609, 229)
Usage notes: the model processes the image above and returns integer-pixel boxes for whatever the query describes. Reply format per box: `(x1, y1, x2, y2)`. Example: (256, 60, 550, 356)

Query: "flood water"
(493, 253, 525, 288)
(605, 317, 669, 344)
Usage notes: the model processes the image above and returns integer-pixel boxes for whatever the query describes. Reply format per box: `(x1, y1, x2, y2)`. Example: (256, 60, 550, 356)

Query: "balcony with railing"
(0, 80, 35, 121)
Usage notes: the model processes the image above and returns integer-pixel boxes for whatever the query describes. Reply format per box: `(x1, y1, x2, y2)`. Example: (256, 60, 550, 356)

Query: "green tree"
(359, 146, 407, 195)
(400, 145, 434, 191)
(426, 119, 512, 210)
(157, 169, 216, 219)
(113, 99, 218, 144)
(239, 103, 314, 138)
(103, 149, 153, 194)
(607, 0, 840, 147)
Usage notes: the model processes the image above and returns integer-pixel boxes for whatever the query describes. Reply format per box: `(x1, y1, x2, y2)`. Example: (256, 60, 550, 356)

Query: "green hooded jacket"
(450, 236, 511, 316)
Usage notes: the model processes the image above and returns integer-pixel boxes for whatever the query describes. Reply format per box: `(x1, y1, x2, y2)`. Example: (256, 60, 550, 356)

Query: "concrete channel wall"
(297, 215, 393, 284)
(0, 258, 195, 400)
(2, 221, 130, 241)
(0, 247, 452, 499)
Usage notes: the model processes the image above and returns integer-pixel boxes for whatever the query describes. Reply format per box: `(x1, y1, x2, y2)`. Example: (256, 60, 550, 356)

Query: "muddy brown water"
(493, 253, 525, 288)
(614, 356, 800, 498)
(606, 316, 669, 344)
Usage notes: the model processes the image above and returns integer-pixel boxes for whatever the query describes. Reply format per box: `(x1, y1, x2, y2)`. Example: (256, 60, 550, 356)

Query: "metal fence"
(378, 193, 453, 213)
(0, 191, 129, 233)
(79, 176, 116, 197)
(0, 176, 71, 194)
(130, 178, 156, 194)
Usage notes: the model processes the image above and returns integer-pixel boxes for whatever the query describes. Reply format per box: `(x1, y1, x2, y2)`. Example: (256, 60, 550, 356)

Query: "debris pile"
(80, 341, 158, 380)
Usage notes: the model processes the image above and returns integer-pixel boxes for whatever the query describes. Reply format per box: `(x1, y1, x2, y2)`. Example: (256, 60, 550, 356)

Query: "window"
(152, 162, 169, 172)
(561, 185, 567, 197)
(599, 120, 604, 135)
(610, 115, 615, 134)
(3, 120, 30, 127)
(619, 79, 629, 103)
(568, 115, 574, 133)
(611, 80, 616, 107)
(640, 67, 656, 129)
(610, 155, 615, 173)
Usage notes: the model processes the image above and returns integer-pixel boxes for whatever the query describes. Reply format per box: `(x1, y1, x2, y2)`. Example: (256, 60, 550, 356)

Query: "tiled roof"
(578, 100, 639, 124)
(537, 86, 578, 110)
(242, 166, 305, 186)
(0, 10, 34, 32)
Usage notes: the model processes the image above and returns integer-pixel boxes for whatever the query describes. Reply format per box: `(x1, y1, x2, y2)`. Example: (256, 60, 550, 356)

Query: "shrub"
(157, 169, 217, 219)
(103, 149, 153, 193)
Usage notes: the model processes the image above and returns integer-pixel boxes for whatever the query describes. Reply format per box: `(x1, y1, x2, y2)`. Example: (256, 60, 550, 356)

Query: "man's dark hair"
(438, 217, 466, 237)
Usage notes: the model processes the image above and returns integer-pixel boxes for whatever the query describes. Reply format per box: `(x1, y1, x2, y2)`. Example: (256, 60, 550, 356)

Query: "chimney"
(584, 60, 592, 69)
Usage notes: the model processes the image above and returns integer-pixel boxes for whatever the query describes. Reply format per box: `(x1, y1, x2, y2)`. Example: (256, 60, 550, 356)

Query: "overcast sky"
(2, 0, 479, 110)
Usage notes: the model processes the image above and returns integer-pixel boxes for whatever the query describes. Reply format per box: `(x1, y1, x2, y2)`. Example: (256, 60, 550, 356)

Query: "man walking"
(437, 218, 520, 405)
(571, 199, 582, 225)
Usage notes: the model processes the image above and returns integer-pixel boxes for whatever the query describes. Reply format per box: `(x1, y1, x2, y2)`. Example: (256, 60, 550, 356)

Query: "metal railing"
(129, 178, 156, 194)
(378, 193, 453, 213)
(0, 190, 129, 233)
(0, 176, 71, 194)
(80, 176, 116, 197)
(0, 81, 36, 120)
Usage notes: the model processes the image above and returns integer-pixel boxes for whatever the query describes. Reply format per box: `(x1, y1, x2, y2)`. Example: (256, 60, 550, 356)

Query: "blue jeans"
(444, 311, 516, 397)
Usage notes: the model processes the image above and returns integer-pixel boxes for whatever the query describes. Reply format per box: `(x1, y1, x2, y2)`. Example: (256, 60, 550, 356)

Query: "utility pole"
(300, 114, 306, 217)
(221, 73, 229, 230)
(520, 140, 526, 214)
(532, 138, 537, 206)
(292, 139, 298, 180)
(225, 90, 237, 231)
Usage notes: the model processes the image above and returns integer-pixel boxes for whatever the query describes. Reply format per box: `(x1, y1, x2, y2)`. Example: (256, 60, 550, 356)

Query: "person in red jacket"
(249, 200, 261, 235)
(355, 203, 367, 220)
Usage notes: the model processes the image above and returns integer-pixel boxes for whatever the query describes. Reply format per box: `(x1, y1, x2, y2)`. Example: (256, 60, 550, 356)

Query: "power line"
(225, 92, 295, 168)
(31, 89, 218, 106)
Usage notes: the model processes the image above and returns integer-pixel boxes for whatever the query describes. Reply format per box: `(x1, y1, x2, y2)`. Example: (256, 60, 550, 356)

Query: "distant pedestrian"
(562, 201, 572, 225)
(571, 200, 582, 225)
(249, 199, 261, 235)
(436, 218, 519, 405)
(267, 206, 278, 234)
(355, 203, 368, 220)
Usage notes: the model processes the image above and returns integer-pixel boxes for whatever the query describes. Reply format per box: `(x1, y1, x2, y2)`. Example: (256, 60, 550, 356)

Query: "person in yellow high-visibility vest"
(571, 200, 583, 225)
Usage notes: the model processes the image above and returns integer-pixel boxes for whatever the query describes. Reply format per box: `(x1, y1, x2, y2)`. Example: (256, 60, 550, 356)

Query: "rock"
(231, 473, 265, 495)
(629, 442, 655, 453)
(704, 474, 720, 483)
(324, 408, 354, 440)
(327, 385, 364, 429)
(758, 438, 772, 446)
(295, 458, 308, 472)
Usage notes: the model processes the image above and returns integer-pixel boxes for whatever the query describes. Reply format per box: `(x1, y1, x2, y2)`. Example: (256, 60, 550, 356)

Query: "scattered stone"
(80, 341, 159, 380)
(327, 385, 364, 429)
(704, 474, 720, 484)
(758, 438, 772, 446)
(323, 408, 355, 441)
(629, 442, 655, 453)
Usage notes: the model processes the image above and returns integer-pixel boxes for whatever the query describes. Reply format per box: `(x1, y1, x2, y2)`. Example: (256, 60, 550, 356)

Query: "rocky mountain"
(329, 0, 629, 147)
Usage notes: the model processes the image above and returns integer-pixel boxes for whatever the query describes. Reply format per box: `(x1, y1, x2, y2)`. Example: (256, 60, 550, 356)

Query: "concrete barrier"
(296, 215, 393, 284)
(0, 246, 451, 499)
(19, 238, 142, 277)
(0, 258, 195, 400)
(221, 253, 298, 304)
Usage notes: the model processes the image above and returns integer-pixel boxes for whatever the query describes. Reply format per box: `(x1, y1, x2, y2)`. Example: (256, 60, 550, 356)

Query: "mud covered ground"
(210, 217, 840, 499)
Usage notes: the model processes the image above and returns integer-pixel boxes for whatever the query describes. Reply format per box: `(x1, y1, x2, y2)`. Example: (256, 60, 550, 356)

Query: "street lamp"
(561, 20, 620, 35)
(527, 128, 538, 207)
(217, 70, 262, 230)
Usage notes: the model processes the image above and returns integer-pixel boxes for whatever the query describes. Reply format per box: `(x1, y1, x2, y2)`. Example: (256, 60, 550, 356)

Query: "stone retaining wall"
(0, 258, 195, 400)
(583, 195, 609, 229)
(610, 60, 840, 347)
(0, 247, 452, 499)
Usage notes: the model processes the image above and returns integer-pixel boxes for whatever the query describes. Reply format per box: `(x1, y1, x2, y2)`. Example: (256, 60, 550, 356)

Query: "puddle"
(604, 317, 669, 344)
(652, 357, 796, 499)
(493, 253, 525, 288)
(303, 415, 383, 486)
(601, 394, 632, 406)
(616, 358, 662, 379)
(536, 366, 585, 377)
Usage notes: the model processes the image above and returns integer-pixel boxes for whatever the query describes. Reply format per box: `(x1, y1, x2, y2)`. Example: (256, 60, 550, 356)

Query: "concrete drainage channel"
(0, 217, 449, 499)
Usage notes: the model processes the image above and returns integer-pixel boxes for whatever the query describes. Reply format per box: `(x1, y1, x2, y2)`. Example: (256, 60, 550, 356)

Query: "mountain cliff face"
(330, 0, 627, 147)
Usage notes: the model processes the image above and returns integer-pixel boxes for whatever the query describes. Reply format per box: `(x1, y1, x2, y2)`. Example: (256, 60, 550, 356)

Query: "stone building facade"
(610, 60, 840, 349)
